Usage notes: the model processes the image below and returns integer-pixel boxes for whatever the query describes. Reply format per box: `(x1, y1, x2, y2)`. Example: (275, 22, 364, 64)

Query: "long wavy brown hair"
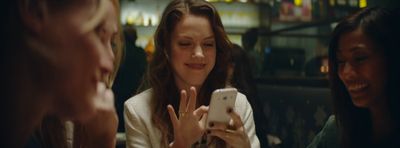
(328, 7, 400, 147)
(139, 0, 232, 146)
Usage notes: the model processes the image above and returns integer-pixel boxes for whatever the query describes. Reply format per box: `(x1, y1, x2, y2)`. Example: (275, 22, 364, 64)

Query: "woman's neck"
(369, 99, 396, 143)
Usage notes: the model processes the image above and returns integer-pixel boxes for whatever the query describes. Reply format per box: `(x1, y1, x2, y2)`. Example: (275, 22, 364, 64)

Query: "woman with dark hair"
(124, 0, 259, 147)
(308, 7, 400, 148)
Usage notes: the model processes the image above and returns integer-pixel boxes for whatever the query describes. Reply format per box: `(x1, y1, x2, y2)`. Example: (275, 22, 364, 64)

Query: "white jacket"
(124, 89, 260, 148)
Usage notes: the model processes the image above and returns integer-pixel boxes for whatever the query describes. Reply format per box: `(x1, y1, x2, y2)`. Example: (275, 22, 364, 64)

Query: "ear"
(19, 0, 48, 34)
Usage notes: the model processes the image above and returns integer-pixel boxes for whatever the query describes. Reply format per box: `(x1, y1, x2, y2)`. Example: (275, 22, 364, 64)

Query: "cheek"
(337, 71, 344, 81)
(369, 66, 387, 90)
(79, 33, 104, 63)
(207, 50, 216, 66)
(171, 49, 186, 67)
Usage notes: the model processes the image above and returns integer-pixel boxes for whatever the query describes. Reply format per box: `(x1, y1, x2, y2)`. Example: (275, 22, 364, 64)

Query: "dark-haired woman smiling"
(308, 7, 400, 148)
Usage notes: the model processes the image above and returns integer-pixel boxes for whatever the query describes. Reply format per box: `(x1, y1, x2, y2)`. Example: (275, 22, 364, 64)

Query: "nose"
(339, 62, 356, 80)
(100, 42, 115, 75)
(192, 45, 205, 58)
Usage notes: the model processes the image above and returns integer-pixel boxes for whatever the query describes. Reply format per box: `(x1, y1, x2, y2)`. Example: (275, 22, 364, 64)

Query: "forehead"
(337, 28, 376, 55)
(79, 0, 112, 33)
(172, 14, 213, 38)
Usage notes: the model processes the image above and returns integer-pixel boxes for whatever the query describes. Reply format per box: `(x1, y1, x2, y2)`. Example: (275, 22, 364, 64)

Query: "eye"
(178, 41, 192, 47)
(95, 22, 105, 36)
(95, 27, 108, 45)
(336, 57, 345, 65)
(203, 42, 215, 48)
(111, 41, 117, 51)
(354, 56, 368, 63)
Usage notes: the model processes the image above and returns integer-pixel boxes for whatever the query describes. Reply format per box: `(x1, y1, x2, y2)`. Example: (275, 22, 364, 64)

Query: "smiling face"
(170, 14, 216, 90)
(39, 0, 118, 120)
(337, 28, 387, 108)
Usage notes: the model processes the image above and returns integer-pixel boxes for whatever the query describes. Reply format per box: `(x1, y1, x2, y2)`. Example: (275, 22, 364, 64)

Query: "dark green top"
(307, 115, 340, 148)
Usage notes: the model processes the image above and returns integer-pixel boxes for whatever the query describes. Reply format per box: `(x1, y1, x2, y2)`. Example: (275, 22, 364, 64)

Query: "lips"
(92, 70, 102, 88)
(345, 81, 369, 92)
(185, 63, 206, 70)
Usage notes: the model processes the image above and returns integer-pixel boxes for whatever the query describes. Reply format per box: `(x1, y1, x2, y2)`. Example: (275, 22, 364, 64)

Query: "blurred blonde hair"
(35, 0, 124, 147)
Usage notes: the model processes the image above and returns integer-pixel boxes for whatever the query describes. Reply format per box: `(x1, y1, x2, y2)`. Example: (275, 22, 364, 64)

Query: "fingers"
(228, 108, 243, 129)
(97, 82, 107, 93)
(187, 87, 197, 112)
(167, 105, 179, 130)
(208, 129, 238, 143)
(179, 90, 188, 113)
(208, 121, 228, 130)
(95, 82, 115, 110)
(102, 89, 115, 109)
(199, 113, 207, 129)
(179, 86, 198, 114)
(193, 105, 208, 119)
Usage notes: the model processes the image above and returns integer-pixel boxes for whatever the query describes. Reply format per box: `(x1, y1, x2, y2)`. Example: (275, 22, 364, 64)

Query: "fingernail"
(209, 122, 214, 127)
(227, 108, 233, 114)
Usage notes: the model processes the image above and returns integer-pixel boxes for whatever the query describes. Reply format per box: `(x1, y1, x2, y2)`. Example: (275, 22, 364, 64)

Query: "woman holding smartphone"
(124, 0, 259, 147)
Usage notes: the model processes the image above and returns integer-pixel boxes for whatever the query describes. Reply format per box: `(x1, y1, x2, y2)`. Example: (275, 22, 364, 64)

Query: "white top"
(124, 89, 260, 148)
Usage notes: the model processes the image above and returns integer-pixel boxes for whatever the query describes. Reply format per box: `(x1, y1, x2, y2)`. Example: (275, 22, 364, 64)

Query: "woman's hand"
(167, 87, 208, 148)
(208, 108, 251, 148)
(74, 82, 118, 148)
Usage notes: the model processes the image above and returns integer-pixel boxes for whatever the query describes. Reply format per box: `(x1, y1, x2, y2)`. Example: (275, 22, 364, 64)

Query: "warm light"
(320, 58, 329, 73)
(143, 15, 149, 26)
(320, 66, 329, 73)
(294, 0, 302, 6)
(126, 15, 134, 25)
(359, 0, 367, 8)
(329, 0, 335, 6)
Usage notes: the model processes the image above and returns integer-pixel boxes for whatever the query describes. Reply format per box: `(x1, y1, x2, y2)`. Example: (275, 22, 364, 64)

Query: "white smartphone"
(206, 88, 237, 129)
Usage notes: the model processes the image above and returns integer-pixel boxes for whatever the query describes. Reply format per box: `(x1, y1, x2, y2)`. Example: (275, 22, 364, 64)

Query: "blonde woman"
(1, 0, 122, 147)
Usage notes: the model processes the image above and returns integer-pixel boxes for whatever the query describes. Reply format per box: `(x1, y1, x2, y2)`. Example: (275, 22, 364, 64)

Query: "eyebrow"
(80, 0, 108, 34)
(204, 36, 215, 40)
(338, 43, 369, 53)
(178, 35, 215, 40)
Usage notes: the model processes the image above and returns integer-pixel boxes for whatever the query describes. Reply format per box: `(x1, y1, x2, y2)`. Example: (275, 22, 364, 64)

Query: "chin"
(69, 97, 97, 122)
(351, 98, 372, 108)
(72, 105, 97, 123)
(189, 80, 206, 87)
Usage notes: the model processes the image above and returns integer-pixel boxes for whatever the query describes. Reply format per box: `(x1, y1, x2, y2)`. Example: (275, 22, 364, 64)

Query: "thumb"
(199, 113, 208, 130)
